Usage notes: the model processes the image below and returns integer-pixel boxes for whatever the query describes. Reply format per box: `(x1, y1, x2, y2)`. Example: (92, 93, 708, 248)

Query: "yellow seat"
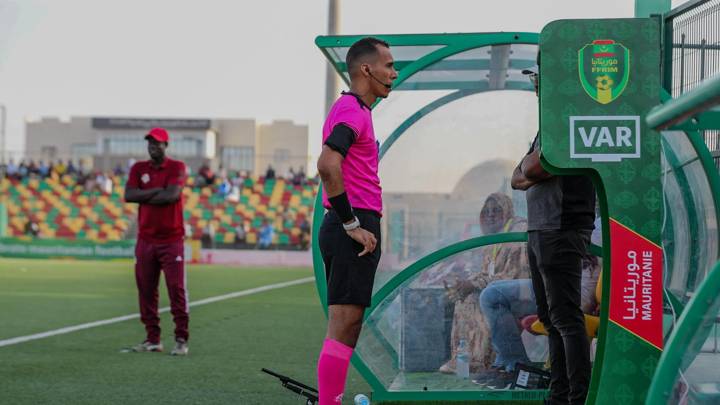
(223, 233, 234, 243)
(246, 233, 257, 245)
(532, 269, 603, 338)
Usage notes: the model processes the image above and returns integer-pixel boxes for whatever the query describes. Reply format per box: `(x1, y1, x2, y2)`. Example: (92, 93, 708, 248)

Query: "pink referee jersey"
(321, 92, 382, 215)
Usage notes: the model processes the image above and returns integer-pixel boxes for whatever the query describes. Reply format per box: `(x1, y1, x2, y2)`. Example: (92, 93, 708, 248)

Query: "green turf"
(0, 258, 370, 404)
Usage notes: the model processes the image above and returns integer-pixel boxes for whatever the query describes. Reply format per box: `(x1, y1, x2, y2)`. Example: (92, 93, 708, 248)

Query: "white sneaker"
(132, 340, 163, 352)
(171, 338, 189, 356)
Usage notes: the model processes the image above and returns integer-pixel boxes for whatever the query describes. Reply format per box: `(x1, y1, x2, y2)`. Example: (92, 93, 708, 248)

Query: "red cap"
(145, 127, 169, 143)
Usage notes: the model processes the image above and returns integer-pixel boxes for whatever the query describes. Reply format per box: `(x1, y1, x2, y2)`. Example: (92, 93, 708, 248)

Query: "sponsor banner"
(0, 238, 135, 260)
(92, 117, 211, 130)
(609, 218, 663, 349)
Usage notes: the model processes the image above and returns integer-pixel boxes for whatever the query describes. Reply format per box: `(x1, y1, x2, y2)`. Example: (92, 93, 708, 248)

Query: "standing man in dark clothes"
(511, 61, 596, 405)
(124, 127, 189, 356)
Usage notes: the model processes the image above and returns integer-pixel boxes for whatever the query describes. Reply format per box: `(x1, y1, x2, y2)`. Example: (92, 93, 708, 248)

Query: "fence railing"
(664, 0, 720, 163)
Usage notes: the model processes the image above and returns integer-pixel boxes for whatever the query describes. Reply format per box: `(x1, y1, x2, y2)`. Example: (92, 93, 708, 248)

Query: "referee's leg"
(317, 210, 380, 405)
(135, 239, 162, 343)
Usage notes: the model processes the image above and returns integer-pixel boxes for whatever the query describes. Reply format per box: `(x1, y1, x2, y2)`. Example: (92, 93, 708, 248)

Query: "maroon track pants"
(135, 238, 189, 343)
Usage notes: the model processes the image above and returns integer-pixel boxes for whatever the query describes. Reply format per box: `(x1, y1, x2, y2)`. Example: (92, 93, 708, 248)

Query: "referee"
(315, 37, 397, 405)
(124, 127, 189, 356)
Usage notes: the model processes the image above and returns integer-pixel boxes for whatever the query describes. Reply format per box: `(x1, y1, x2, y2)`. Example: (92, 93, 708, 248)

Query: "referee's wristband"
(328, 192, 355, 223)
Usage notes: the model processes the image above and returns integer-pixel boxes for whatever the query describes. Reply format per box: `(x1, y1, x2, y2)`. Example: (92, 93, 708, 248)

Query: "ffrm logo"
(570, 116, 641, 162)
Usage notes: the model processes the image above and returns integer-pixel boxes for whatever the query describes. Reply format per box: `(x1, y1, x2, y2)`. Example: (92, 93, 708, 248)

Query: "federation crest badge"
(578, 39, 630, 104)
(141, 173, 150, 184)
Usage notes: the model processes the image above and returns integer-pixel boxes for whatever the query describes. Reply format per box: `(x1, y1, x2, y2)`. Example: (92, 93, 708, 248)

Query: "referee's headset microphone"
(364, 67, 392, 89)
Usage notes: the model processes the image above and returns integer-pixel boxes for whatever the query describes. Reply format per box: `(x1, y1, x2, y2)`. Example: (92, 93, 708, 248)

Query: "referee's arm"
(317, 130, 377, 256)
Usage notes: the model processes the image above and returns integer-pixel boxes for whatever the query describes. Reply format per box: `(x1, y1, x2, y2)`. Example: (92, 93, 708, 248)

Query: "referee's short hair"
(346, 37, 390, 75)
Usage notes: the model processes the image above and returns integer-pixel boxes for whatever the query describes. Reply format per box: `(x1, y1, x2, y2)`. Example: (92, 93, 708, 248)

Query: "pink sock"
(317, 338, 354, 405)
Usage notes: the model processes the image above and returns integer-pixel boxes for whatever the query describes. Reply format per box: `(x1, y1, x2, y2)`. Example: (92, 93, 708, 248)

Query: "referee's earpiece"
(364, 66, 392, 90)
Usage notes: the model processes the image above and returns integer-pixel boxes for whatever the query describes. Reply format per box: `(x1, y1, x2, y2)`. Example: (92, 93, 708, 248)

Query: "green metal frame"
(658, 89, 720, 296)
(313, 32, 541, 316)
(316, 32, 539, 87)
(660, 134, 701, 298)
(648, 74, 720, 130)
(354, 233, 541, 402)
(313, 32, 549, 402)
(312, 27, 720, 404)
(646, 260, 720, 404)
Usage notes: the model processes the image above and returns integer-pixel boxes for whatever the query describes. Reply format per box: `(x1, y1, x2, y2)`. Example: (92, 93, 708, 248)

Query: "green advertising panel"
(540, 18, 661, 405)
(0, 237, 135, 260)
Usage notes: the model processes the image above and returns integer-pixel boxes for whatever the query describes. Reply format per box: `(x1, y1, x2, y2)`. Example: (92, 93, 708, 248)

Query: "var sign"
(569, 116, 641, 162)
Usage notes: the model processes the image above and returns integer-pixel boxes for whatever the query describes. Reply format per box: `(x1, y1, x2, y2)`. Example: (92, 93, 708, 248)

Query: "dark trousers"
(528, 230, 591, 405)
(135, 238, 189, 343)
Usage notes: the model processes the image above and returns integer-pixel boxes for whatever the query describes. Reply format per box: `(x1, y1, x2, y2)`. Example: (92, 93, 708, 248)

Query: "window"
(222, 147, 254, 171)
(105, 134, 203, 157)
(40, 146, 57, 159)
(70, 143, 98, 161)
(107, 137, 145, 156)
(273, 148, 290, 162)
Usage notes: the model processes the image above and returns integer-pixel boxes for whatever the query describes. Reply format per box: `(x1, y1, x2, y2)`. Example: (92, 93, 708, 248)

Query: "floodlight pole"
(0, 104, 5, 164)
(324, 0, 341, 116)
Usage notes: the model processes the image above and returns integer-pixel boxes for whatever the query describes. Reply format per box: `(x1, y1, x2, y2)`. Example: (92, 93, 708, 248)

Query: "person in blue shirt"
(258, 219, 274, 249)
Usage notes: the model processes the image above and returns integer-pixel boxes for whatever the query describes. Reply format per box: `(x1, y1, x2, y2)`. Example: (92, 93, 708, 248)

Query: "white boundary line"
(0, 276, 314, 348)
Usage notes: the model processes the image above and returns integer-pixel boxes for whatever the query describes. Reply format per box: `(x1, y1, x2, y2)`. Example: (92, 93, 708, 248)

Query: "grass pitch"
(0, 258, 370, 404)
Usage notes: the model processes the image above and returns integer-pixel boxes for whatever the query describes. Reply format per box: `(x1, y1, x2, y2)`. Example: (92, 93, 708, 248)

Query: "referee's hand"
(346, 228, 377, 256)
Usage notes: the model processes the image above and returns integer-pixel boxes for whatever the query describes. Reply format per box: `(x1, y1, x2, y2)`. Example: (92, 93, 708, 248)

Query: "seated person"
(440, 192, 530, 374)
(257, 220, 274, 249)
(479, 218, 603, 374)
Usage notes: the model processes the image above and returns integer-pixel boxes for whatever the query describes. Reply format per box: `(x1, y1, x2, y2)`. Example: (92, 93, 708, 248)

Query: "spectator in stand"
(184, 223, 193, 240)
(287, 167, 296, 181)
(265, 165, 275, 180)
(234, 221, 248, 248)
(6, 159, 18, 179)
(95, 172, 106, 193)
(201, 222, 215, 248)
(53, 159, 66, 177)
(296, 166, 306, 186)
(226, 184, 240, 203)
(102, 172, 114, 194)
(258, 219, 274, 249)
(114, 163, 125, 177)
(127, 157, 136, 175)
(217, 177, 231, 198)
(77, 159, 88, 176)
(231, 171, 244, 188)
(18, 160, 28, 179)
(66, 160, 77, 175)
(25, 216, 40, 238)
(38, 161, 49, 178)
(198, 162, 215, 187)
(27, 160, 39, 177)
(299, 217, 311, 250)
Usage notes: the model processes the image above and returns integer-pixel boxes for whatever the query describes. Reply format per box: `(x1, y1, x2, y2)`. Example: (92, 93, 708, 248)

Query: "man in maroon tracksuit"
(124, 127, 189, 356)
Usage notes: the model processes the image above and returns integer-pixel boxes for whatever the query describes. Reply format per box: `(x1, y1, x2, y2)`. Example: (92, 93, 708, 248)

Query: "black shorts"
(318, 208, 382, 307)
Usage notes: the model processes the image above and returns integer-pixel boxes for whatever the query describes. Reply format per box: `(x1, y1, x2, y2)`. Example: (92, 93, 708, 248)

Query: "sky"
(0, 0, 686, 169)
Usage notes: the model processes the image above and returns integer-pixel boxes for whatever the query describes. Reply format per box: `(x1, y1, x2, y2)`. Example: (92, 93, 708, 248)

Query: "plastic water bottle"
(456, 339, 470, 379)
(354, 393, 370, 405)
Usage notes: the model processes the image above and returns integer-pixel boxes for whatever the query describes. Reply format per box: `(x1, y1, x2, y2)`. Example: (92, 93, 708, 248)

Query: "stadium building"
(25, 116, 309, 175)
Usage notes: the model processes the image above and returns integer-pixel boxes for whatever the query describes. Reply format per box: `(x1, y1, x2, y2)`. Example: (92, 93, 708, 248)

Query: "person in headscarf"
(439, 192, 530, 374)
